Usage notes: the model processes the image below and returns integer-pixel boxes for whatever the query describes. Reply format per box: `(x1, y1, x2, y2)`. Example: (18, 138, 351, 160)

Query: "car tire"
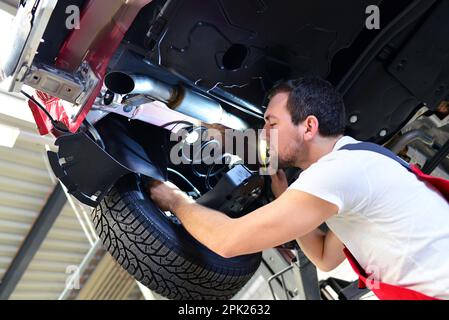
(91, 174, 262, 300)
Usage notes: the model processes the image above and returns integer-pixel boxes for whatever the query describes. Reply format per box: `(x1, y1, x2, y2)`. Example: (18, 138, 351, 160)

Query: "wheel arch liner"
(48, 115, 169, 206)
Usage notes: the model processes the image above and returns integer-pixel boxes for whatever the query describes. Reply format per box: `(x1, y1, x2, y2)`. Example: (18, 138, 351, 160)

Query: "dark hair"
(268, 77, 346, 137)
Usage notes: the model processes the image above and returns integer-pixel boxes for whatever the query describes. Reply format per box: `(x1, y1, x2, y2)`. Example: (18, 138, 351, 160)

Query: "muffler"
(104, 71, 248, 130)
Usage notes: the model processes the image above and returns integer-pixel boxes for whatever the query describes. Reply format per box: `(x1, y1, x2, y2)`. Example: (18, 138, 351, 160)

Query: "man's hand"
(147, 180, 193, 212)
(271, 169, 289, 198)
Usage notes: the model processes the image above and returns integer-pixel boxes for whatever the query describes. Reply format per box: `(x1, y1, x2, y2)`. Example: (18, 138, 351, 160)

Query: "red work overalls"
(339, 142, 449, 300)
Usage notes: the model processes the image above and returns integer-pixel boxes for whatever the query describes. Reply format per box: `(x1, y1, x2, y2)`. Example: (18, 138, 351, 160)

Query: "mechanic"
(147, 77, 449, 300)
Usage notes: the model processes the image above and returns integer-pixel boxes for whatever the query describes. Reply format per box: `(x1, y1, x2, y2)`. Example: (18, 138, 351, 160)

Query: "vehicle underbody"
(1, 0, 448, 300)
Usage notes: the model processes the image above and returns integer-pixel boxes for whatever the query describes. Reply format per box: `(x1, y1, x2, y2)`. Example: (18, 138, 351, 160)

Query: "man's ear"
(303, 115, 319, 141)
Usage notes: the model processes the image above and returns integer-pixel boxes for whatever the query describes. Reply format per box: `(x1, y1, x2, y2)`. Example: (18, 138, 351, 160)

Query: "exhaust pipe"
(104, 72, 248, 130)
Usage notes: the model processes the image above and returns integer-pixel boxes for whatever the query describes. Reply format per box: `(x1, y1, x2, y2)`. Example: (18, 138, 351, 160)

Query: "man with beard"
(147, 77, 449, 299)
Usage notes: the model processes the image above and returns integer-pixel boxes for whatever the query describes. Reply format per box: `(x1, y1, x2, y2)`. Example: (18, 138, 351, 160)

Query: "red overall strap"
(343, 248, 440, 300)
(409, 164, 449, 201)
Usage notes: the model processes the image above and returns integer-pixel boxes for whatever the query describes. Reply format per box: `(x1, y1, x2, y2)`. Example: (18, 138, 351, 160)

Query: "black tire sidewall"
(115, 174, 262, 271)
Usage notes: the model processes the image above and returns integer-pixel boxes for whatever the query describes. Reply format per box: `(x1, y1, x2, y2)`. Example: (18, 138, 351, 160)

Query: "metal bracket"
(267, 249, 321, 300)
(268, 264, 295, 300)
(196, 165, 264, 218)
(23, 61, 99, 119)
(24, 64, 85, 103)
(2, 0, 59, 91)
(319, 277, 371, 300)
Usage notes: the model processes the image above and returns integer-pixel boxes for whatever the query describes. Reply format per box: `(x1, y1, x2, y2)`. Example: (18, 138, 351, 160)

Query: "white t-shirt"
(288, 136, 449, 299)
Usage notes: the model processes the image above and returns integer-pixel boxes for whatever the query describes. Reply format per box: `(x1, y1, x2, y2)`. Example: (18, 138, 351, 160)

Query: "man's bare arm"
(271, 169, 345, 271)
(169, 188, 338, 258)
(296, 229, 345, 272)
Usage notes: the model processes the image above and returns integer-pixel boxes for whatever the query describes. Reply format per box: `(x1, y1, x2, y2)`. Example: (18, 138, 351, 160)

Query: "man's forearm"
(172, 196, 235, 257)
(297, 228, 345, 272)
(296, 228, 326, 268)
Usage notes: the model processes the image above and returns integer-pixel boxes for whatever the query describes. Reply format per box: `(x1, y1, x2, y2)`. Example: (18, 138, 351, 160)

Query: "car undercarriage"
(1, 0, 448, 300)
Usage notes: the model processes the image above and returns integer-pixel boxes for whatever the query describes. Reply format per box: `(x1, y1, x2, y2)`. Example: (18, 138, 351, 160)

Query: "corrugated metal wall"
(76, 253, 145, 300)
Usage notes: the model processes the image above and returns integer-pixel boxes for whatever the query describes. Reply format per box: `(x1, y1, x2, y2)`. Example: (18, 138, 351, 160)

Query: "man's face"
(263, 92, 306, 169)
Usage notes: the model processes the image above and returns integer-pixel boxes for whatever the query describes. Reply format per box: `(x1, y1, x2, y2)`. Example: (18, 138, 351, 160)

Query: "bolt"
(396, 59, 407, 72)
(379, 129, 387, 137)
(349, 115, 358, 124)
(123, 105, 133, 113)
